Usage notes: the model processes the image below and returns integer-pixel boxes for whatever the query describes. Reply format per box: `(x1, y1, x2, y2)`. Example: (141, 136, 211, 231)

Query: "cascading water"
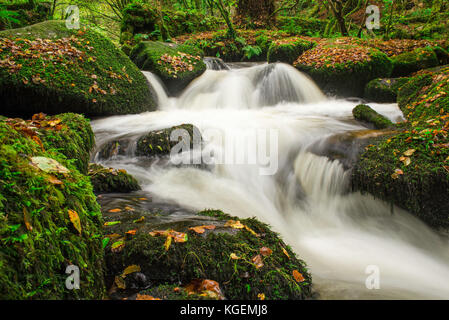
(92, 62, 449, 299)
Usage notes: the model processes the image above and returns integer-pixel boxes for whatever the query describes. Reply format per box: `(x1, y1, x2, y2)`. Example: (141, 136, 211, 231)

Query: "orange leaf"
(260, 247, 273, 257)
(68, 209, 82, 234)
(293, 270, 305, 282)
(281, 247, 290, 259)
(136, 294, 161, 300)
(224, 220, 244, 229)
(47, 175, 63, 185)
(189, 225, 216, 234)
(108, 208, 122, 213)
(125, 229, 137, 236)
(23, 207, 33, 231)
(251, 254, 264, 269)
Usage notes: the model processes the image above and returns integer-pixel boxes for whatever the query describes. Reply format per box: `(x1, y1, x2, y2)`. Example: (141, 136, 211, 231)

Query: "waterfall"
(92, 63, 449, 299)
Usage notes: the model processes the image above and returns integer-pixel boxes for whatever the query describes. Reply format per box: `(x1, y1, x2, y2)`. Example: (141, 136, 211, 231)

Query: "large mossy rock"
(352, 104, 394, 129)
(130, 41, 206, 96)
(267, 37, 314, 64)
(391, 47, 439, 77)
(0, 21, 156, 118)
(364, 77, 410, 103)
(102, 207, 312, 300)
(294, 45, 393, 97)
(352, 67, 449, 229)
(0, 113, 105, 299)
(88, 163, 141, 194)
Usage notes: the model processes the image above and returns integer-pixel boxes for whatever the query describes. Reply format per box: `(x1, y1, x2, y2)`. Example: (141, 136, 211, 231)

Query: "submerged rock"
(352, 104, 394, 129)
(0, 113, 105, 299)
(88, 163, 141, 194)
(0, 21, 156, 118)
(102, 204, 313, 300)
(294, 44, 393, 97)
(130, 41, 206, 96)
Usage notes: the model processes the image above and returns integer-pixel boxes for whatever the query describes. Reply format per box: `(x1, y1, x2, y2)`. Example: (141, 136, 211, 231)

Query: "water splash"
(92, 63, 449, 299)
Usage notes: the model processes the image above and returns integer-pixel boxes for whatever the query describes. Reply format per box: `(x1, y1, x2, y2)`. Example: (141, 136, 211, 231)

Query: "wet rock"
(98, 139, 133, 160)
(267, 38, 315, 65)
(88, 163, 141, 194)
(136, 124, 201, 157)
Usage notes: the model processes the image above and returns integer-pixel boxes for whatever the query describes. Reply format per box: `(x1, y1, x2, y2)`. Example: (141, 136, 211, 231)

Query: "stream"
(91, 61, 449, 299)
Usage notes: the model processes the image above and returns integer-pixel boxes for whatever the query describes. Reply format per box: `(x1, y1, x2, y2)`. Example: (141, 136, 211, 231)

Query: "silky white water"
(92, 62, 449, 299)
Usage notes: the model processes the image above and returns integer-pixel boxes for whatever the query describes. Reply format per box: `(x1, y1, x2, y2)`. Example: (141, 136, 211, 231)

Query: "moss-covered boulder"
(294, 45, 393, 97)
(102, 208, 312, 300)
(88, 163, 140, 194)
(364, 77, 410, 103)
(391, 47, 439, 77)
(0, 21, 156, 118)
(352, 66, 449, 229)
(267, 37, 314, 64)
(136, 124, 201, 157)
(0, 113, 105, 299)
(352, 104, 394, 129)
(130, 41, 205, 96)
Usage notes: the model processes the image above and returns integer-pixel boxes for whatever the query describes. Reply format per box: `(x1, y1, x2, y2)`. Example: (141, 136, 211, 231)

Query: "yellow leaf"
(244, 225, 259, 237)
(164, 235, 172, 251)
(224, 220, 244, 229)
(136, 294, 161, 300)
(282, 247, 290, 259)
(68, 209, 81, 234)
(258, 293, 265, 300)
(122, 265, 141, 278)
(403, 149, 416, 156)
(230, 253, 240, 260)
(115, 276, 126, 289)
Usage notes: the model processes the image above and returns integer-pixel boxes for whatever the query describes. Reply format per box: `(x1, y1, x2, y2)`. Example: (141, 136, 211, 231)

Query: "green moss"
(364, 77, 410, 103)
(0, 2, 50, 31)
(136, 124, 200, 157)
(0, 21, 156, 118)
(391, 47, 439, 77)
(88, 163, 140, 194)
(295, 45, 393, 97)
(353, 67, 449, 229)
(104, 209, 312, 300)
(353, 104, 394, 129)
(0, 115, 105, 299)
(267, 38, 314, 64)
(130, 41, 205, 96)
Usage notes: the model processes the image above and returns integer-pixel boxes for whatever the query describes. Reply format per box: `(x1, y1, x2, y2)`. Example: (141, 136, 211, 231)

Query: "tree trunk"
(236, 0, 275, 27)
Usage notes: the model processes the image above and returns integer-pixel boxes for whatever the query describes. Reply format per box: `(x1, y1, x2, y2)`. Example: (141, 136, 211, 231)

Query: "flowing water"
(92, 61, 449, 299)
